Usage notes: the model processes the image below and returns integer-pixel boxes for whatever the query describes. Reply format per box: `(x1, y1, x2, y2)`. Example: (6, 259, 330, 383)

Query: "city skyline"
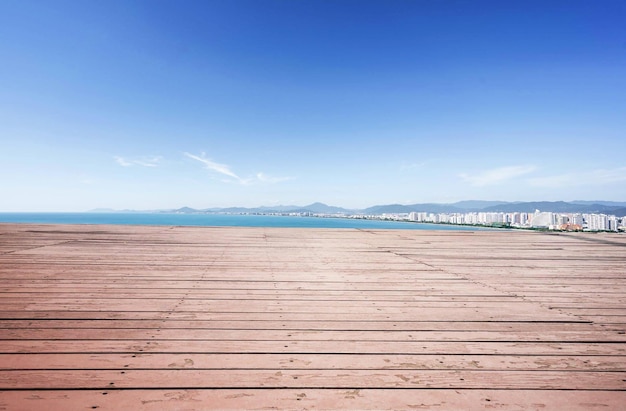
(1, 1, 625, 212)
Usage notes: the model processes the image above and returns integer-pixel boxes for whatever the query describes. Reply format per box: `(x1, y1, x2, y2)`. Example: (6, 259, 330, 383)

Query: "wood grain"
(1, 223, 625, 409)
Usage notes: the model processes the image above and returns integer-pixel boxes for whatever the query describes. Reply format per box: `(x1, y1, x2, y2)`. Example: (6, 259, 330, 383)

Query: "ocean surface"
(0, 213, 491, 230)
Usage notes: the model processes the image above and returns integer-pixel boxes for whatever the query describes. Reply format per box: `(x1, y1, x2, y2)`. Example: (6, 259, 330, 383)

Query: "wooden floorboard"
(0, 223, 625, 409)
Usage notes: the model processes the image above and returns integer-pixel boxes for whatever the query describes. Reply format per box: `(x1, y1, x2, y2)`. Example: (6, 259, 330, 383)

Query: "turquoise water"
(0, 212, 488, 230)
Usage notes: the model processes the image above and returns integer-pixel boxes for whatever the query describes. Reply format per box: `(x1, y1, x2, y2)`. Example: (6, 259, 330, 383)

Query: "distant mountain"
(257, 205, 301, 212)
(213, 207, 261, 213)
(301, 202, 352, 214)
(482, 201, 625, 214)
(364, 201, 626, 215)
(611, 207, 626, 216)
(407, 203, 465, 213)
(364, 203, 465, 214)
(168, 202, 352, 215)
(363, 204, 415, 214)
(173, 207, 198, 213)
(571, 200, 626, 207)
(483, 201, 575, 213)
(581, 204, 626, 214)
(450, 200, 509, 210)
(100, 200, 626, 216)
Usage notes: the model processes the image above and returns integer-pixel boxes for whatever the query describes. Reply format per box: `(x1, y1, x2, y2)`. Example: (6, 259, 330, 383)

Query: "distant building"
(571, 214, 584, 226)
(586, 214, 609, 231)
(531, 211, 556, 228)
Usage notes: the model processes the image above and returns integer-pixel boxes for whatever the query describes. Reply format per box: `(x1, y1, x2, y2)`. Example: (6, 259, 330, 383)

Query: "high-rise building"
(531, 211, 556, 228)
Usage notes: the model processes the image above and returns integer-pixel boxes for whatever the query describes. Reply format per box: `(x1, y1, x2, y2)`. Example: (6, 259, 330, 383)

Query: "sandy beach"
(0, 223, 625, 409)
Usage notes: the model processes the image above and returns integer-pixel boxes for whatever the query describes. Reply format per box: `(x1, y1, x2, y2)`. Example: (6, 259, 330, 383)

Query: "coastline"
(2, 211, 623, 233)
(0, 212, 490, 230)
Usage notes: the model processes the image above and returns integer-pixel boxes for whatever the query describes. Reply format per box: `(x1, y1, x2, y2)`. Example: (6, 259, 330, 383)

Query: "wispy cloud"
(184, 152, 247, 183)
(114, 156, 133, 167)
(133, 157, 162, 167)
(459, 165, 536, 187)
(184, 152, 294, 185)
(115, 156, 162, 167)
(528, 167, 626, 188)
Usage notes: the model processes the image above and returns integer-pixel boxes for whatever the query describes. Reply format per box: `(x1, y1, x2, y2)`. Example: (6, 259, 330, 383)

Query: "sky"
(1, 0, 625, 211)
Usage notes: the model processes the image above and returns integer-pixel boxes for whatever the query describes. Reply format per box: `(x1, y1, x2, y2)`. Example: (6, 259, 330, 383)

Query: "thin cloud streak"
(114, 156, 133, 167)
(184, 152, 293, 185)
(459, 165, 537, 187)
(184, 152, 245, 183)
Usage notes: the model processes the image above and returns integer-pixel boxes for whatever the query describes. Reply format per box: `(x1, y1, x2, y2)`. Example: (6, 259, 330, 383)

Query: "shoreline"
(2, 211, 623, 233)
(0, 212, 492, 231)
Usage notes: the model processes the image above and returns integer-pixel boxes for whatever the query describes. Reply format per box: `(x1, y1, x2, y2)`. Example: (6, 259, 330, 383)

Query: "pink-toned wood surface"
(0, 223, 625, 410)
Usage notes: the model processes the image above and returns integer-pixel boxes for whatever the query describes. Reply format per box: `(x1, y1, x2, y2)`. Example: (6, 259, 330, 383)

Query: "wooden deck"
(0, 223, 625, 410)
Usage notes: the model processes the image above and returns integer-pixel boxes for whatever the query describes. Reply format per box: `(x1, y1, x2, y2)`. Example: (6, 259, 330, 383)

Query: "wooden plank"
(0, 319, 597, 331)
(0, 292, 519, 302)
(0, 298, 552, 309)
(0, 308, 583, 322)
(1, 369, 625, 390)
(1, 353, 624, 371)
(3, 328, 625, 342)
(1, 340, 624, 355)
(1, 389, 624, 411)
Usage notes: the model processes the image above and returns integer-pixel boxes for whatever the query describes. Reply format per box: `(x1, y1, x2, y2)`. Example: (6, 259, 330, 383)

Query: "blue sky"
(1, 0, 625, 211)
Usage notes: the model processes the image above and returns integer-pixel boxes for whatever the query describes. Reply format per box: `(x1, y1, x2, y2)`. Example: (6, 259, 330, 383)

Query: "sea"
(0, 212, 490, 230)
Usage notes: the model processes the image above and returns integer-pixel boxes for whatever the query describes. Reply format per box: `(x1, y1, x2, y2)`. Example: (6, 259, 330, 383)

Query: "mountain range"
(149, 201, 626, 217)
